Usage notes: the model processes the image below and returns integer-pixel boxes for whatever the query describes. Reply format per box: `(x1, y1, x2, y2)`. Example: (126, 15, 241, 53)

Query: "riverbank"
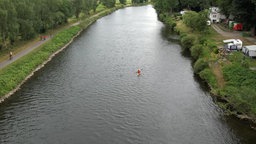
(179, 21, 256, 126)
(158, 13, 256, 127)
(0, 4, 137, 103)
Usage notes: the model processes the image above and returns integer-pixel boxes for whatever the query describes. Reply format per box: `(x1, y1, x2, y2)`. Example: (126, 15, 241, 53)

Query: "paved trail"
(0, 22, 80, 70)
(0, 37, 51, 69)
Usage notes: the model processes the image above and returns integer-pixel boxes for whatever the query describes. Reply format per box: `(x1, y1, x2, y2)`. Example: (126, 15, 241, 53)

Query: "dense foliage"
(132, 0, 149, 4)
(0, 26, 81, 96)
(152, 0, 217, 13)
(153, 0, 256, 117)
(222, 63, 256, 116)
(217, 0, 256, 30)
(0, 0, 102, 51)
(182, 10, 209, 32)
(152, 0, 256, 30)
(0, 5, 124, 97)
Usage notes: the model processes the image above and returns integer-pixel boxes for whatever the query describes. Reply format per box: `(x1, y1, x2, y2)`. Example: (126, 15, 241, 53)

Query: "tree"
(217, 0, 233, 16)
(183, 10, 208, 32)
(101, 0, 116, 8)
(73, 0, 84, 18)
(119, 0, 127, 5)
(152, 0, 179, 13)
(0, 0, 19, 49)
(14, 0, 36, 40)
(217, 0, 256, 30)
(231, 0, 256, 30)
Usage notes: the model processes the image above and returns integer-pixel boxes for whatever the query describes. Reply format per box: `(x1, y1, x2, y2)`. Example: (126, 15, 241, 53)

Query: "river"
(0, 5, 256, 144)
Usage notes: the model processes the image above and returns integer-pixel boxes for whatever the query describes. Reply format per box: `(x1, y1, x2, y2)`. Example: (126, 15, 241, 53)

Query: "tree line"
(0, 0, 149, 51)
(152, 0, 256, 31)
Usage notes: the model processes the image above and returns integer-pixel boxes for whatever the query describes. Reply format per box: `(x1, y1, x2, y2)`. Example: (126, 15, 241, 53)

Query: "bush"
(164, 17, 176, 30)
(179, 33, 187, 39)
(223, 63, 256, 89)
(182, 10, 208, 32)
(241, 59, 249, 68)
(199, 68, 217, 88)
(191, 44, 203, 60)
(227, 52, 244, 63)
(193, 58, 208, 73)
(181, 35, 196, 52)
(198, 37, 208, 45)
(221, 86, 256, 115)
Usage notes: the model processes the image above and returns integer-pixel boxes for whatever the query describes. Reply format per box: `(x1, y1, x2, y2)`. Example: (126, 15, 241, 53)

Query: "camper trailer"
(223, 39, 243, 51)
(242, 45, 256, 57)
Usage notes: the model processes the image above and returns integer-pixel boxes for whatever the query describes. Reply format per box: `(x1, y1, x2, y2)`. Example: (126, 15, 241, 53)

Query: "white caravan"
(242, 45, 256, 57)
(223, 39, 243, 50)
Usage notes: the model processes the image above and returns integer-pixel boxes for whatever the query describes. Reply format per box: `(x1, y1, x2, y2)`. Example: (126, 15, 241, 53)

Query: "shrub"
(183, 10, 209, 32)
(221, 86, 256, 115)
(193, 58, 208, 73)
(191, 44, 203, 60)
(181, 35, 196, 52)
(164, 17, 176, 30)
(199, 68, 217, 88)
(227, 52, 244, 63)
(179, 33, 187, 39)
(241, 59, 250, 68)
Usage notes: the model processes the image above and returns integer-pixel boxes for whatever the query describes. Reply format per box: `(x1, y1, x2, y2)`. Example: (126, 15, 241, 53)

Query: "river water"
(0, 5, 256, 144)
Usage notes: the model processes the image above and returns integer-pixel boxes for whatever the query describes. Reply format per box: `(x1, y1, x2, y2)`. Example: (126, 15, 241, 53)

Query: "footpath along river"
(0, 5, 256, 144)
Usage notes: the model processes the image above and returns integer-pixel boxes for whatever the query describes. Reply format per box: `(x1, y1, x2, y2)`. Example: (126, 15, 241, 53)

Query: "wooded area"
(152, 0, 256, 117)
(0, 0, 148, 52)
(152, 0, 256, 31)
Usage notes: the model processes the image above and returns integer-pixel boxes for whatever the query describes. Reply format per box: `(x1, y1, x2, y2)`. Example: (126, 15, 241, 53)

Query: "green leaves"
(0, 26, 81, 97)
(183, 11, 209, 32)
(101, 0, 116, 8)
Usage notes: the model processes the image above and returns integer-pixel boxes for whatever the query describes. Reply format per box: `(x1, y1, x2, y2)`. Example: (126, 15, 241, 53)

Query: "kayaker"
(137, 69, 141, 75)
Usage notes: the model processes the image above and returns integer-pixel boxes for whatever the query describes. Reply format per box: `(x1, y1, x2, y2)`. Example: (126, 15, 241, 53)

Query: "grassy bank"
(0, 26, 81, 97)
(0, 5, 130, 99)
(159, 13, 256, 121)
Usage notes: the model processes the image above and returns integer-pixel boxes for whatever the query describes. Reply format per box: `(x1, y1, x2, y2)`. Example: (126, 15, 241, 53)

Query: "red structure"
(233, 23, 243, 31)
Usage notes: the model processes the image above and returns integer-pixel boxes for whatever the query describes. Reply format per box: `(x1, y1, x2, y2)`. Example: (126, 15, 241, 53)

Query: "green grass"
(96, 3, 108, 12)
(221, 63, 256, 116)
(0, 26, 81, 97)
(175, 13, 256, 117)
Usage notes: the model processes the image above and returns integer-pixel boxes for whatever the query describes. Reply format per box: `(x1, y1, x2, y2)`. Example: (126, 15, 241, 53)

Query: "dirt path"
(210, 24, 237, 88)
(210, 62, 225, 88)
(211, 24, 241, 38)
(212, 24, 256, 44)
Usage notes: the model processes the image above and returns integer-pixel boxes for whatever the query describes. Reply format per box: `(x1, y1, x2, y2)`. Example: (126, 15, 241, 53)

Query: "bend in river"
(0, 5, 256, 144)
